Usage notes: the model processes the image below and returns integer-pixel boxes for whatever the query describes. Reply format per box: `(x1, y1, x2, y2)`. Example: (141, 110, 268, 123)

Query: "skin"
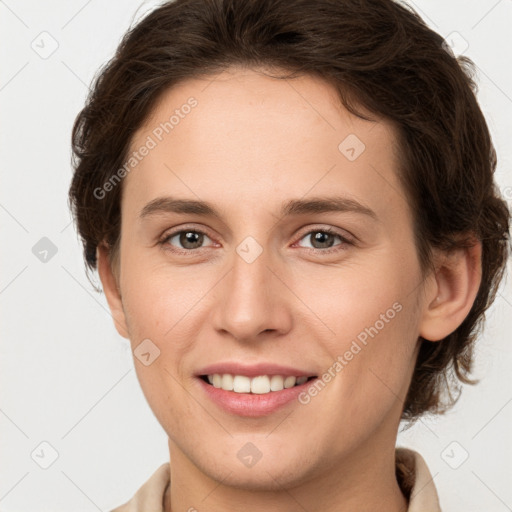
(97, 66, 482, 511)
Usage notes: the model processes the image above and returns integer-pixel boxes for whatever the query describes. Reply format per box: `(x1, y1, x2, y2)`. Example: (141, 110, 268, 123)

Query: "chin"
(207, 462, 313, 491)
(190, 443, 322, 492)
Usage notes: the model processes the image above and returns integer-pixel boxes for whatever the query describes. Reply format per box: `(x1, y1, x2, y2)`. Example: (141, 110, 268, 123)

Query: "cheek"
(119, 266, 201, 428)
(298, 252, 421, 420)
(295, 248, 417, 346)
(119, 262, 214, 418)
(120, 255, 205, 342)
(300, 299, 420, 452)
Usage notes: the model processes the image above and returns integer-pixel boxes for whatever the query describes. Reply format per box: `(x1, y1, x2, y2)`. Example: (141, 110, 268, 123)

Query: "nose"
(212, 243, 293, 343)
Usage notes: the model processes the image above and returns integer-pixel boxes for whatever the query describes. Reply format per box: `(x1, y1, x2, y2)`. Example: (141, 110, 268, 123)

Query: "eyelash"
(158, 225, 354, 255)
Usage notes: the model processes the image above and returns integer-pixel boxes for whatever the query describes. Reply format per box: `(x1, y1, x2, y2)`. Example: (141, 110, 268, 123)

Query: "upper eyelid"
(294, 225, 354, 242)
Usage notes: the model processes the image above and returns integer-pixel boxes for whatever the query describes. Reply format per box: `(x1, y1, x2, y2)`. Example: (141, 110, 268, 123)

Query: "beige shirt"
(111, 447, 441, 511)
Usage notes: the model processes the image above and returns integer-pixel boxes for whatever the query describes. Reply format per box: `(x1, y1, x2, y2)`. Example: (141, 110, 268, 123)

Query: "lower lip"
(197, 377, 317, 417)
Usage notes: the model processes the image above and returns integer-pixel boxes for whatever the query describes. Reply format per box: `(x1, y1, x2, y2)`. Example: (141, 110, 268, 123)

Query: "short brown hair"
(68, 0, 511, 423)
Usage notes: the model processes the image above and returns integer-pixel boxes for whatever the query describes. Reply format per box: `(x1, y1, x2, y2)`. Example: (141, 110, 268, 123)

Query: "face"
(106, 67, 430, 489)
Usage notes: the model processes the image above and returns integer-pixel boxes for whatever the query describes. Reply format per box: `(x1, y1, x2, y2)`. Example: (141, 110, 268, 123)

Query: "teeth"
(206, 374, 312, 393)
(221, 374, 234, 391)
(233, 375, 251, 393)
(284, 376, 296, 388)
(212, 374, 222, 388)
(251, 375, 270, 394)
(269, 375, 284, 391)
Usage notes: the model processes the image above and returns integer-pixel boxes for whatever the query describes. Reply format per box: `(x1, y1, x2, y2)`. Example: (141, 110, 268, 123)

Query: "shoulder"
(110, 462, 170, 512)
(396, 446, 442, 512)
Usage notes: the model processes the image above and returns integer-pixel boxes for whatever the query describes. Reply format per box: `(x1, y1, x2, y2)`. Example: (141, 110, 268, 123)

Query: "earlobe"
(96, 243, 130, 339)
(419, 240, 482, 342)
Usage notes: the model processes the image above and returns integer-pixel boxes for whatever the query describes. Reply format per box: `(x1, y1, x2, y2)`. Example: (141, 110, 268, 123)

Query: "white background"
(1, 0, 511, 510)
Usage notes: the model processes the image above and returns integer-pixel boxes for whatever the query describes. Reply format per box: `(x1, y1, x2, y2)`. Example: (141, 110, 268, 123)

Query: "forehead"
(124, 67, 405, 223)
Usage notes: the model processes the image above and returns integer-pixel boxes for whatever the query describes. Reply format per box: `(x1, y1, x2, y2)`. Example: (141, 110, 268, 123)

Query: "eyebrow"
(139, 195, 378, 221)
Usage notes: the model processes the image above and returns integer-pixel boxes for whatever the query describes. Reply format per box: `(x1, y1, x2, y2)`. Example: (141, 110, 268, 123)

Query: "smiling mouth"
(199, 374, 317, 394)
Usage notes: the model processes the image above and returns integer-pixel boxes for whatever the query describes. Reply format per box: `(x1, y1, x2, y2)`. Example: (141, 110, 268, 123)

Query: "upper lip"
(197, 362, 317, 378)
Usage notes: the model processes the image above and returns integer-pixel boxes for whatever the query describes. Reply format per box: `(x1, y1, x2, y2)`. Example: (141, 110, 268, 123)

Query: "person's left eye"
(294, 227, 353, 252)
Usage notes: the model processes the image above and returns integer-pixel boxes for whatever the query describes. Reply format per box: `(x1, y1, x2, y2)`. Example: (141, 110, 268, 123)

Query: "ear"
(419, 238, 482, 342)
(97, 243, 130, 339)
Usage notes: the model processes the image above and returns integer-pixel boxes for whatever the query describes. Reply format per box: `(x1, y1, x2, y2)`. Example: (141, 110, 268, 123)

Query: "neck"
(164, 437, 408, 512)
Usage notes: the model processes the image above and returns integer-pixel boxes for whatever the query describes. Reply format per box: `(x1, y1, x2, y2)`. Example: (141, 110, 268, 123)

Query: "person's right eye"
(159, 226, 216, 254)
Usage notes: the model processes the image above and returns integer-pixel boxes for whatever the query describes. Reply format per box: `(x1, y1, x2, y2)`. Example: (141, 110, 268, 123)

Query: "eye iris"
(180, 231, 203, 249)
(311, 231, 335, 249)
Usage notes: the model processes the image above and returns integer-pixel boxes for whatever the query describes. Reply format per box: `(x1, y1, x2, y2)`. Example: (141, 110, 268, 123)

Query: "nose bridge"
(214, 238, 288, 340)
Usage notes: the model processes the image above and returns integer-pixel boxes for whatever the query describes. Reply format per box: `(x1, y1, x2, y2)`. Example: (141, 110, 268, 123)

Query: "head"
(68, 0, 510, 489)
